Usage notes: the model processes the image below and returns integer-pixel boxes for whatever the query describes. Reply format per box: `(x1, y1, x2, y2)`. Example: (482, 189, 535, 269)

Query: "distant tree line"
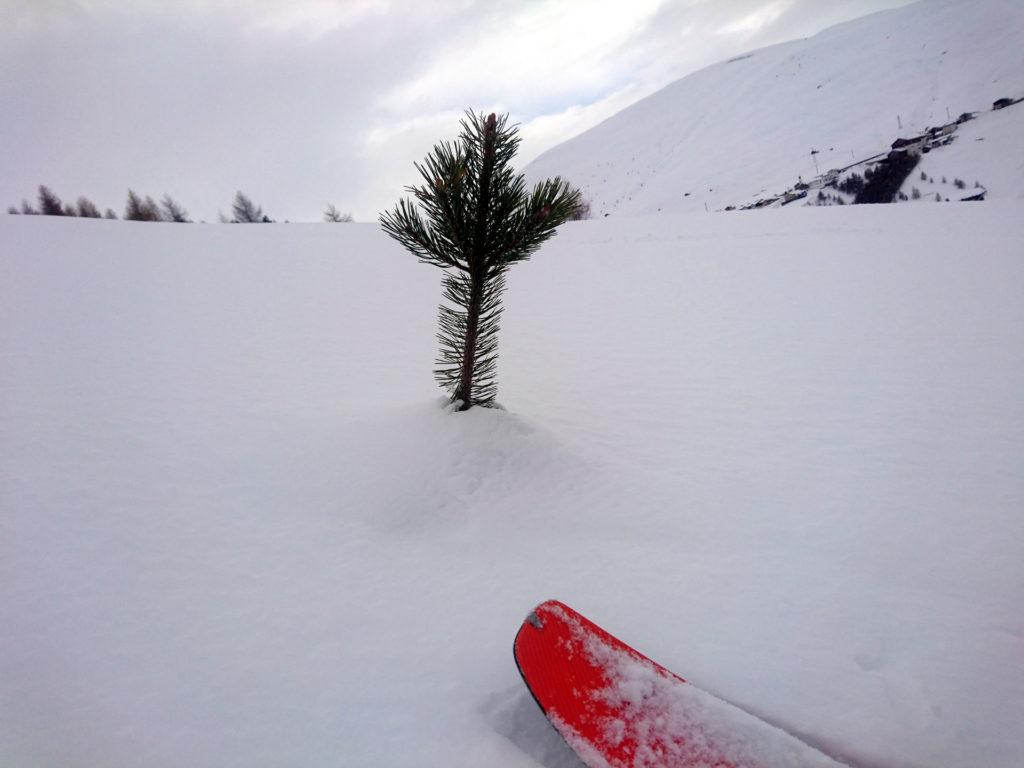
(124, 190, 191, 222)
(8, 185, 117, 219)
(7, 185, 192, 222)
(854, 152, 920, 205)
(7, 186, 355, 223)
(220, 191, 272, 223)
(324, 203, 353, 222)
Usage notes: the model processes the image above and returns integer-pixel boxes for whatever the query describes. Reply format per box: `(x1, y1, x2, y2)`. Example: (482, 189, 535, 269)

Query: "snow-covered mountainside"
(2, 206, 1023, 767)
(525, 0, 1024, 216)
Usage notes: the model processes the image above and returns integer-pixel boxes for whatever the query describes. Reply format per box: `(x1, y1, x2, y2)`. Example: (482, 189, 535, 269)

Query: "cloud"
(378, 0, 665, 116)
(245, 0, 392, 38)
(517, 84, 648, 166)
(0, 0, 89, 33)
(717, 1, 793, 35)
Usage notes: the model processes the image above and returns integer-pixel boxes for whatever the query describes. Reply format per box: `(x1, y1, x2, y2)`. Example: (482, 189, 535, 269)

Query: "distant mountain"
(524, 0, 1024, 216)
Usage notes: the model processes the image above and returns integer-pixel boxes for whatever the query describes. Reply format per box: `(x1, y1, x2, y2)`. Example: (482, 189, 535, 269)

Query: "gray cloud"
(0, 0, 918, 222)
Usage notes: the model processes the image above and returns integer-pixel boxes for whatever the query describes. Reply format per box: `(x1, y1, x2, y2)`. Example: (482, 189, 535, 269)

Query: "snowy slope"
(2, 207, 1023, 768)
(906, 102, 1024, 201)
(524, 0, 1024, 215)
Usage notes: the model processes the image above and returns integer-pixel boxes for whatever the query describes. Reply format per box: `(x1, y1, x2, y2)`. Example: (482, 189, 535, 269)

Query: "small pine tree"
(125, 189, 146, 220)
(77, 197, 102, 218)
(144, 196, 163, 221)
(324, 203, 353, 222)
(7, 205, 19, 214)
(920, 171, 927, 181)
(954, 178, 966, 190)
(21, 200, 38, 215)
(130, 193, 147, 220)
(124, 190, 162, 221)
(104, 208, 118, 220)
(935, 193, 942, 202)
(62, 202, 79, 217)
(38, 185, 65, 216)
(380, 111, 579, 410)
(911, 187, 921, 199)
(231, 191, 268, 223)
(160, 194, 190, 222)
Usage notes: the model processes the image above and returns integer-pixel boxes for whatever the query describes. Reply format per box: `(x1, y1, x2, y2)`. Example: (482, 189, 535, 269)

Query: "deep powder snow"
(2, 203, 1023, 767)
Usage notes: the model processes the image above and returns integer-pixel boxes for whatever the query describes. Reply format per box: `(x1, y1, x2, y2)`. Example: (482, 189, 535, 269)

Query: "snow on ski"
(515, 600, 850, 768)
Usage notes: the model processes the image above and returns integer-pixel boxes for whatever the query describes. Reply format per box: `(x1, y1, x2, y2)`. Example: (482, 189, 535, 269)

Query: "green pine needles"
(380, 111, 580, 411)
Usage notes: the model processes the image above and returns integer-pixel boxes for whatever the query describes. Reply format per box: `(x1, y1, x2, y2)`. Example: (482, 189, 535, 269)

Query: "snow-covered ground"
(2, 204, 1022, 768)
(525, 0, 1024, 216)
(905, 102, 1024, 202)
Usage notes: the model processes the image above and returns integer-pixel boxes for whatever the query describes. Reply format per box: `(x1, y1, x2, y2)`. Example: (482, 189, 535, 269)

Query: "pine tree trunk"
(454, 113, 498, 411)
(454, 273, 484, 410)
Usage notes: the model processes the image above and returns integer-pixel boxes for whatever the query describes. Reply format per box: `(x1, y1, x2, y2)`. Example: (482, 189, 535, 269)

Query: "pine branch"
(379, 198, 468, 272)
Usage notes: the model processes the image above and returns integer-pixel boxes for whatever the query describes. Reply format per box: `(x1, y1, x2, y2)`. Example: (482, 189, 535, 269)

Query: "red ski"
(514, 600, 848, 768)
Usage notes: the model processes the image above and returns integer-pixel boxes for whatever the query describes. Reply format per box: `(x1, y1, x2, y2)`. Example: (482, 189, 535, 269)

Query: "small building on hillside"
(891, 135, 929, 154)
(993, 97, 1016, 110)
(806, 169, 840, 190)
(928, 123, 957, 138)
(957, 112, 976, 123)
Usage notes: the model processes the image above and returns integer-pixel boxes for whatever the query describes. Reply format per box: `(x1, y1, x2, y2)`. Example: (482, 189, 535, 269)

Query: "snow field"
(2, 203, 1023, 767)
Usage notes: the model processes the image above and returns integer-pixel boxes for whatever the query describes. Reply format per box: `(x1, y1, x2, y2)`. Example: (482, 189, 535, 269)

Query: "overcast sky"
(1, 0, 919, 222)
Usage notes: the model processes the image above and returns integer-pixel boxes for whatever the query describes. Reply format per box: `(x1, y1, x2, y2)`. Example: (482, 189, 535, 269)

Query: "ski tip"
(520, 599, 563, 626)
(514, 600, 563, 666)
(517, 600, 571, 637)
